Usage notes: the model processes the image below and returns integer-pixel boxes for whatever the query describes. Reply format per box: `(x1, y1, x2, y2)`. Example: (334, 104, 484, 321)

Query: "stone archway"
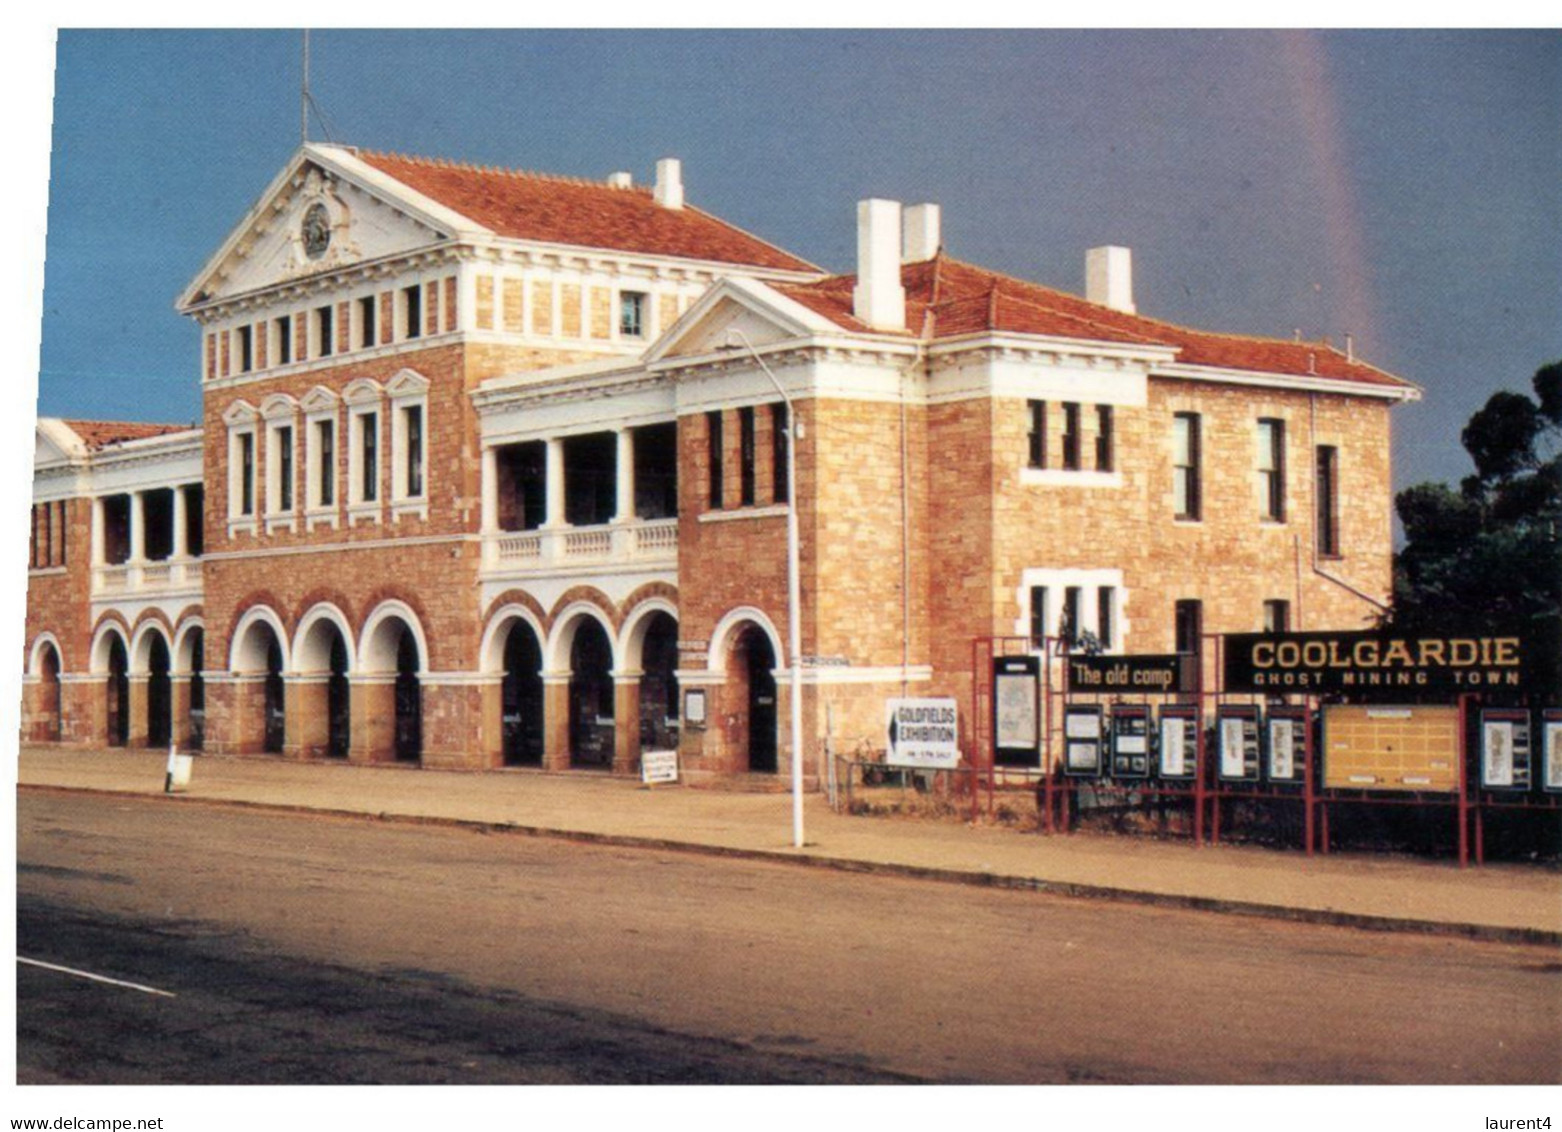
(733, 626, 779, 773)
(145, 631, 172, 749)
(358, 603, 426, 764)
(230, 611, 288, 755)
(501, 621, 545, 767)
(106, 634, 129, 748)
(33, 640, 62, 742)
(294, 608, 354, 759)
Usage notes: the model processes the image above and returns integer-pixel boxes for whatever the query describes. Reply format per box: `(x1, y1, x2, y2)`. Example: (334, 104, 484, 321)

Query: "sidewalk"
(17, 746, 1562, 944)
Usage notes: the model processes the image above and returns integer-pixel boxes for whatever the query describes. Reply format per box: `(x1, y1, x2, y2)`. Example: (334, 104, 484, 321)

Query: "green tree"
(1387, 361, 1561, 695)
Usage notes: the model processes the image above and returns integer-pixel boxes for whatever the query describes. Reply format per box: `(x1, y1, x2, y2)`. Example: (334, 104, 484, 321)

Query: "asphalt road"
(15, 790, 1562, 1084)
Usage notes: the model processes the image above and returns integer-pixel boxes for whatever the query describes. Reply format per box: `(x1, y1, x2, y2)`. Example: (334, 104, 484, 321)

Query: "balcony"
(483, 518, 678, 578)
(92, 557, 203, 598)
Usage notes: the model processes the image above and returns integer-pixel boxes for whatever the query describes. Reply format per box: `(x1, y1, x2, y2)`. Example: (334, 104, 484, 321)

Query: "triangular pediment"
(646, 276, 840, 365)
(33, 420, 85, 469)
(179, 144, 490, 310)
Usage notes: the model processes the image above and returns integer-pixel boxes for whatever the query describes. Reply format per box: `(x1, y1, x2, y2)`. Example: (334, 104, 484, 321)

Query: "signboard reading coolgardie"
(1223, 631, 1526, 695)
(886, 698, 959, 769)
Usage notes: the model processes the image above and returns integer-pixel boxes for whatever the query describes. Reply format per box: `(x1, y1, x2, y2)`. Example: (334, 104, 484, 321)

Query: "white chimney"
(902, 203, 941, 263)
(654, 158, 683, 210)
(853, 199, 906, 331)
(607, 171, 633, 188)
(1086, 245, 1136, 314)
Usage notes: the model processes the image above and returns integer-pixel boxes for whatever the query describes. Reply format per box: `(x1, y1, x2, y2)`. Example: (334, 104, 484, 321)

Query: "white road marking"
(17, 956, 177, 998)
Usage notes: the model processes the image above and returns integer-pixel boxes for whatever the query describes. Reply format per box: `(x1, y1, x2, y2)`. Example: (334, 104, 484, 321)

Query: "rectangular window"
(1030, 585, 1050, 648)
(772, 403, 789, 503)
(277, 426, 294, 512)
(276, 315, 292, 366)
(403, 285, 422, 340)
(183, 486, 202, 557)
(707, 410, 724, 509)
(1174, 599, 1203, 656)
(405, 404, 424, 498)
(239, 432, 255, 515)
(739, 406, 756, 506)
(620, 291, 646, 338)
(1062, 403, 1082, 470)
(1173, 412, 1201, 520)
(238, 325, 254, 373)
(1063, 586, 1083, 647)
(29, 504, 38, 568)
(1096, 405, 1114, 472)
(57, 501, 67, 564)
(1027, 401, 1047, 469)
(1263, 599, 1290, 634)
(1097, 586, 1115, 650)
(1258, 418, 1286, 521)
(317, 420, 335, 507)
(317, 305, 334, 358)
(359, 295, 377, 349)
(1316, 445, 1340, 556)
(362, 413, 379, 503)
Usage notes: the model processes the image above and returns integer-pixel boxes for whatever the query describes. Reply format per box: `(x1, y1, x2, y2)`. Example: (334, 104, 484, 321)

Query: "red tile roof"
(353, 150, 819, 274)
(775, 256, 1411, 390)
(62, 420, 193, 451)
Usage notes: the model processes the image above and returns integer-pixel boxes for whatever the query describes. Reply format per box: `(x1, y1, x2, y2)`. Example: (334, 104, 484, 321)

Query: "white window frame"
(301, 385, 341, 531)
(618, 289, 648, 340)
(1014, 569, 1128, 655)
(313, 303, 336, 360)
(386, 369, 431, 520)
(344, 378, 384, 525)
(260, 395, 299, 533)
(271, 314, 294, 368)
(222, 400, 259, 536)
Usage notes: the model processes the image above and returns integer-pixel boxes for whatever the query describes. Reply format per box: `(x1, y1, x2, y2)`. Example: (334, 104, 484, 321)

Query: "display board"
(1479, 709, 1532, 792)
(1545, 710, 1562, 795)
(1216, 705, 1261, 782)
(992, 655, 1040, 767)
(1158, 705, 1199, 779)
(1110, 704, 1151, 779)
(886, 698, 959, 769)
(1321, 704, 1460, 792)
(1063, 705, 1104, 776)
(1265, 708, 1308, 784)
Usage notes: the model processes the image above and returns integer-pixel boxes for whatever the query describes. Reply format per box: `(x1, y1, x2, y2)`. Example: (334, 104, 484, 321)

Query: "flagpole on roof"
(301, 30, 310, 145)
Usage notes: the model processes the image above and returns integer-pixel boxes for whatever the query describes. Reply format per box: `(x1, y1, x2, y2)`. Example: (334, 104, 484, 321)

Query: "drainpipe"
(1307, 394, 1390, 615)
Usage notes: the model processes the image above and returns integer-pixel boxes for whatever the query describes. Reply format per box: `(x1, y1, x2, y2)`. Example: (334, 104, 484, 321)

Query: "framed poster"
(1543, 710, 1562, 794)
(1158, 705, 1199, 779)
(1110, 704, 1151, 778)
(992, 655, 1041, 767)
(1480, 709, 1531, 791)
(1063, 705, 1104, 777)
(1265, 707, 1308, 784)
(1216, 705, 1260, 783)
(683, 689, 707, 729)
(1321, 704, 1460, 792)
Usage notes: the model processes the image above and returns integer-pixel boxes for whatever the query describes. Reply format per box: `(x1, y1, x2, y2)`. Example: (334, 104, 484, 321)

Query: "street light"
(724, 330, 805, 849)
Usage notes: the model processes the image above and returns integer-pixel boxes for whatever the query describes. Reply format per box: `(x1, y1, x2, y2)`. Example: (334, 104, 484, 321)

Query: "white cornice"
(1153, 361, 1421, 402)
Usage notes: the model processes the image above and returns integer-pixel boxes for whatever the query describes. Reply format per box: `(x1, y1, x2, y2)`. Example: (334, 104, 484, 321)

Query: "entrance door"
(502, 625, 543, 766)
(40, 645, 61, 742)
(327, 632, 350, 758)
(107, 637, 129, 747)
(393, 629, 421, 762)
(746, 631, 778, 773)
(263, 637, 285, 753)
(147, 635, 171, 748)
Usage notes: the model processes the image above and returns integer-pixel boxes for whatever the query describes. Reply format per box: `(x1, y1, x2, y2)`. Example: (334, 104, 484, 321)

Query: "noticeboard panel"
(992, 655, 1040, 767)
(1322, 704, 1460, 792)
(1265, 708, 1309, 784)
(1216, 706, 1260, 782)
(1545, 710, 1562, 794)
(1158, 705, 1199, 779)
(1063, 704, 1104, 777)
(1479, 709, 1532, 792)
(1110, 705, 1151, 779)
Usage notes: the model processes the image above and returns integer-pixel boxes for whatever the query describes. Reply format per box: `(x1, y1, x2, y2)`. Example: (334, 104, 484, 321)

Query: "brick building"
(22, 143, 1418, 781)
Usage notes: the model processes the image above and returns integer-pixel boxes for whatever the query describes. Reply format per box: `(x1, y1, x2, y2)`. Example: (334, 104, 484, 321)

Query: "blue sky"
(28, 28, 1562, 492)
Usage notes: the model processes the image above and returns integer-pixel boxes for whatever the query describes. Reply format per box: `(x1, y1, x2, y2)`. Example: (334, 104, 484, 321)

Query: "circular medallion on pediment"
(302, 202, 332, 260)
